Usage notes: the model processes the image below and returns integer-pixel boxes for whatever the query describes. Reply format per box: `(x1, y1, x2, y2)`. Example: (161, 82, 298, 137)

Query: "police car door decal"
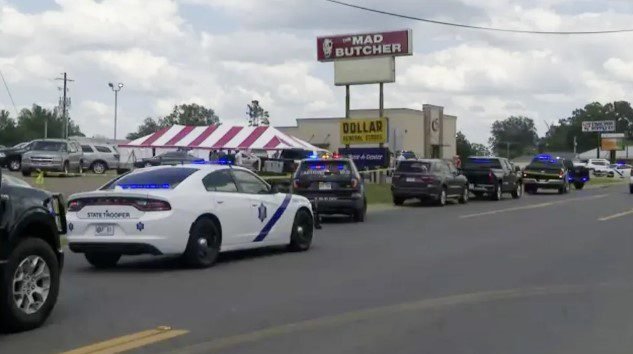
(253, 194, 292, 242)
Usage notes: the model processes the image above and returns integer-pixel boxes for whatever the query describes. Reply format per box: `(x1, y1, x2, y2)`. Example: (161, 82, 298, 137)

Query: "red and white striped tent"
(120, 125, 325, 151)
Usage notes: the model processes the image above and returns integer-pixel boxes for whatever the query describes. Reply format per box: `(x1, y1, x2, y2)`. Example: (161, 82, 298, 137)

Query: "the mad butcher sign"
(317, 30, 412, 62)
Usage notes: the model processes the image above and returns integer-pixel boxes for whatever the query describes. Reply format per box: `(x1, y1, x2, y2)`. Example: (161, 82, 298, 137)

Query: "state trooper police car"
(66, 164, 315, 268)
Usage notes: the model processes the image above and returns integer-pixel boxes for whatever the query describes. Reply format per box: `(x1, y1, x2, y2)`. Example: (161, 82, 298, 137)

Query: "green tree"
(161, 103, 219, 126)
(14, 104, 82, 142)
(488, 116, 538, 158)
(541, 101, 633, 153)
(455, 131, 473, 158)
(0, 110, 17, 146)
(247, 100, 269, 126)
(126, 117, 161, 140)
(470, 143, 491, 156)
(126, 103, 221, 140)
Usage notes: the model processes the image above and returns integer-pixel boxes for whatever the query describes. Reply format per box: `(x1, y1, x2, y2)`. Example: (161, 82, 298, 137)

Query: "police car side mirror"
(270, 184, 280, 194)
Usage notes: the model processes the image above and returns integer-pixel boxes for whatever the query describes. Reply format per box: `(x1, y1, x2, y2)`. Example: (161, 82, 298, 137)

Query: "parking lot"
(2, 172, 633, 353)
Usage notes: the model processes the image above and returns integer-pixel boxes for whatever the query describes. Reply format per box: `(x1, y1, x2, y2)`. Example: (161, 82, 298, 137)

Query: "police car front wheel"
(183, 218, 221, 268)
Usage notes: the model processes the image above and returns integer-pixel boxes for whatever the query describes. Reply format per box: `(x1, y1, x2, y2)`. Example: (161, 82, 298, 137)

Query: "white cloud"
(1, 0, 633, 144)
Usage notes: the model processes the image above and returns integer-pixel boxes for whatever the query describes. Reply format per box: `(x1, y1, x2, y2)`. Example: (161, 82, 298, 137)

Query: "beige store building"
(278, 105, 457, 158)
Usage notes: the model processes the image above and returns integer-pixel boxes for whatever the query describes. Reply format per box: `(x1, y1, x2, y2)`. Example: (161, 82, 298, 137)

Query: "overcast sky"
(2, 0, 633, 143)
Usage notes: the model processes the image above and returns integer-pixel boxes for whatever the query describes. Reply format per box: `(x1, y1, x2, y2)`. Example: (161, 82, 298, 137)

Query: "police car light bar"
(118, 183, 171, 189)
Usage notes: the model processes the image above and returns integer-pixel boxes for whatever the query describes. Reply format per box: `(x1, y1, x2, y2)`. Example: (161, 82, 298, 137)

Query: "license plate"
(319, 182, 332, 190)
(95, 224, 115, 236)
(317, 197, 337, 201)
(469, 183, 474, 189)
(406, 177, 416, 182)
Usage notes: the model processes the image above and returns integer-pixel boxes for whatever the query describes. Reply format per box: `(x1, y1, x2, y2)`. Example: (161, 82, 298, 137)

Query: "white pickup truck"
(584, 159, 611, 176)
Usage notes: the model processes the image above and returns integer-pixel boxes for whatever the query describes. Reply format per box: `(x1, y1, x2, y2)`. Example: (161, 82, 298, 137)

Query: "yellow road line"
(460, 194, 608, 219)
(61, 326, 188, 354)
(599, 209, 633, 222)
(173, 284, 591, 353)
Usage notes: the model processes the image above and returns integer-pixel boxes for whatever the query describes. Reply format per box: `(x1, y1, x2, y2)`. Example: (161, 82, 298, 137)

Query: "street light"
(108, 82, 124, 140)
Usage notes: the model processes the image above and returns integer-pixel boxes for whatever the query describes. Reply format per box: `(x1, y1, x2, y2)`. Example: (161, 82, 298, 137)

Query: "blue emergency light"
(118, 183, 171, 189)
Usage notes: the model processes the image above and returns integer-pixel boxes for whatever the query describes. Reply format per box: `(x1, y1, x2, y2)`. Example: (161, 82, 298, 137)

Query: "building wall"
(443, 115, 457, 158)
(277, 107, 457, 158)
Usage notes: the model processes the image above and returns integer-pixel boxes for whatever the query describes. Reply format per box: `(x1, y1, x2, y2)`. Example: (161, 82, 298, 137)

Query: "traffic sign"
(581, 120, 615, 132)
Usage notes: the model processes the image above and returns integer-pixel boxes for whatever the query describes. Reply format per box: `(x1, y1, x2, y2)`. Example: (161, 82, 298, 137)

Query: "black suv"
(391, 159, 469, 206)
(292, 157, 367, 222)
(0, 141, 32, 172)
(0, 169, 66, 332)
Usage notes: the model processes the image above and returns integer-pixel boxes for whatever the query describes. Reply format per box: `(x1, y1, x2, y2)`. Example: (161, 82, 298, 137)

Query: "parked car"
(0, 168, 66, 332)
(21, 140, 84, 176)
(585, 158, 611, 176)
(133, 151, 204, 168)
(291, 157, 366, 222)
(0, 141, 33, 171)
(392, 159, 469, 206)
(607, 164, 632, 178)
(79, 143, 120, 174)
(462, 156, 523, 200)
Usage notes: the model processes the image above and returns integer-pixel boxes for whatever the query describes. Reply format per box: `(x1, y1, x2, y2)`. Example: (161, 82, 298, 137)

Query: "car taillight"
(293, 179, 301, 189)
(134, 199, 171, 212)
(114, 154, 120, 159)
(421, 176, 436, 183)
(488, 171, 494, 183)
(559, 170, 564, 178)
(68, 200, 83, 212)
(393, 174, 401, 180)
(351, 178, 358, 188)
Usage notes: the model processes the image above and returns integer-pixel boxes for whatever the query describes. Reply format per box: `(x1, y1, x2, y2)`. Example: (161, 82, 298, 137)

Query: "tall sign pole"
(317, 29, 412, 154)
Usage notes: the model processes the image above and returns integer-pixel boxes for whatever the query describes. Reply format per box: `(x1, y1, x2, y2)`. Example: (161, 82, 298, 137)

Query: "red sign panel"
(317, 29, 412, 62)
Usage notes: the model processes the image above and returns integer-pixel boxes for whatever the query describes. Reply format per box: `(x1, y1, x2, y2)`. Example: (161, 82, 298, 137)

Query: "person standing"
(235, 150, 243, 166)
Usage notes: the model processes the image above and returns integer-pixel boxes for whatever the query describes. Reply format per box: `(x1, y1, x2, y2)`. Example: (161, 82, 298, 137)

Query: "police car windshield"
(527, 160, 564, 170)
(298, 160, 353, 179)
(397, 161, 431, 173)
(101, 168, 198, 190)
(463, 158, 502, 169)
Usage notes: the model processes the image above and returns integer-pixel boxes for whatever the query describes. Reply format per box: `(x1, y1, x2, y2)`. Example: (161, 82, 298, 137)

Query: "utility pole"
(55, 73, 74, 139)
(573, 136, 577, 155)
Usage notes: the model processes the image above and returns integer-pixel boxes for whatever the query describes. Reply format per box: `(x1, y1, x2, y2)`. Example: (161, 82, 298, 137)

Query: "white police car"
(66, 164, 315, 268)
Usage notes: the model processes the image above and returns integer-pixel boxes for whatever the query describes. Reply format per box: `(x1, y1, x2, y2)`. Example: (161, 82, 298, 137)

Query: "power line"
(324, 0, 633, 35)
(0, 69, 19, 117)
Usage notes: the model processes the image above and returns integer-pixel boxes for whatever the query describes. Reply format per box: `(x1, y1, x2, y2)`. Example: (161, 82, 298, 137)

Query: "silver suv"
(21, 139, 84, 176)
(79, 143, 120, 174)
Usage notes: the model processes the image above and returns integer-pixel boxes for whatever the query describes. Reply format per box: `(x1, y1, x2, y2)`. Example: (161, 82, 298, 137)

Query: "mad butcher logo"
(323, 38, 333, 58)
(334, 34, 403, 59)
(87, 210, 131, 219)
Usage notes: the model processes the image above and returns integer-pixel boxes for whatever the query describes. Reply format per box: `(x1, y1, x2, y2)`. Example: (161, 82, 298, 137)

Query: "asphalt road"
(2, 181, 633, 354)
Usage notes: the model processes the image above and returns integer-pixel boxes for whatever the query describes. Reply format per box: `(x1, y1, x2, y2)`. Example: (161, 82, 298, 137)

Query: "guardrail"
(358, 168, 393, 184)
